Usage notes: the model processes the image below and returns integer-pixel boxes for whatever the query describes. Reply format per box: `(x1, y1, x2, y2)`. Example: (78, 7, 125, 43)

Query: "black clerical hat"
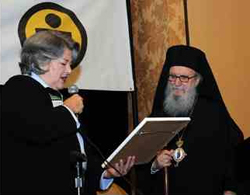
(165, 45, 205, 74)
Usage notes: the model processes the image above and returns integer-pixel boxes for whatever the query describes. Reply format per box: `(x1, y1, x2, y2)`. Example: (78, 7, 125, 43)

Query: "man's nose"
(174, 78, 183, 86)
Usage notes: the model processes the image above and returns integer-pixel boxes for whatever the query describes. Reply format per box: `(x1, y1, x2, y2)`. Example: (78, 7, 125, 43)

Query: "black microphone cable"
(80, 131, 144, 195)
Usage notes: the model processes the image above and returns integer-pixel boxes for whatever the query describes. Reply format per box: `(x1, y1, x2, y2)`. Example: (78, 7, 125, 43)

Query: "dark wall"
(61, 88, 129, 158)
(79, 89, 129, 157)
(77, 89, 131, 193)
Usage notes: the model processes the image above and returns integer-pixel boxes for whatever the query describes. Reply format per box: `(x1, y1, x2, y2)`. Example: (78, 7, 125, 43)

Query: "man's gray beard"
(163, 84, 197, 117)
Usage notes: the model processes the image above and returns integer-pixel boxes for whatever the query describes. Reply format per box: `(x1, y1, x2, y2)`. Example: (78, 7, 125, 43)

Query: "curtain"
(130, 0, 187, 121)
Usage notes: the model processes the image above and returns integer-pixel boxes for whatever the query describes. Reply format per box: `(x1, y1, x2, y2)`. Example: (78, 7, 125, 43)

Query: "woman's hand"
(64, 94, 84, 114)
(103, 156, 136, 178)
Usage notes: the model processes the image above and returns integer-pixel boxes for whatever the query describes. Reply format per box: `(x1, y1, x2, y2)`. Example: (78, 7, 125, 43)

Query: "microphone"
(67, 85, 82, 118)
(68, 84, 79, 95)
(70, 151, 87, 162)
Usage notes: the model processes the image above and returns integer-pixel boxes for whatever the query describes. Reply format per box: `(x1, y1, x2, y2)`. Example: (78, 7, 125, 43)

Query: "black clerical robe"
(135, 97, 240, 195)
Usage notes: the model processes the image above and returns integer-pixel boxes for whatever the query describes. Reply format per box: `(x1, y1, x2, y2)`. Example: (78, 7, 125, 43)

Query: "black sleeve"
(2, 76, 77, 144)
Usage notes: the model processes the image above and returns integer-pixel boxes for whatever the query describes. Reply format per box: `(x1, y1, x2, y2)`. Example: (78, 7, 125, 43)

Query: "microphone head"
(68, 84, 79, 94)
(70, 151, 87, 162)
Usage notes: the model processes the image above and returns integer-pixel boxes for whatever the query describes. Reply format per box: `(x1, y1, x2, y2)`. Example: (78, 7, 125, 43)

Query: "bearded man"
(135, 45, 243, 195)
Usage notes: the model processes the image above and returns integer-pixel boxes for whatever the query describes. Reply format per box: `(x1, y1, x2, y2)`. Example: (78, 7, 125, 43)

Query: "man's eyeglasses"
(168, 74, 197, 83)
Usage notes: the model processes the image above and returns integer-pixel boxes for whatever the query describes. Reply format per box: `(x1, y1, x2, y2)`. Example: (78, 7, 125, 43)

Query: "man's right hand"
(152, 149, 174, 170)
(63, 94, 84, 114)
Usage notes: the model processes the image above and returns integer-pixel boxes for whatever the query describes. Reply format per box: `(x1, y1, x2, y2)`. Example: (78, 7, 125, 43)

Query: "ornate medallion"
(173, 142, 187, 167)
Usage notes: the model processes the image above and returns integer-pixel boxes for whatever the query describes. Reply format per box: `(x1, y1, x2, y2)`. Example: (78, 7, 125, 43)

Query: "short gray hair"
(19, 30, 78, 75)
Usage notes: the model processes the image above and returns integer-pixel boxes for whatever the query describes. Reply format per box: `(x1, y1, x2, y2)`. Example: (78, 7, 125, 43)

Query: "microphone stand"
(67, 86, 86, 195)
(75, 161, 84, 195)
(72, 151, 87, 195)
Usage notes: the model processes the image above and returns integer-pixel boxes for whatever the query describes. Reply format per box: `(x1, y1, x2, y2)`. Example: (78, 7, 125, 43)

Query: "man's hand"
(152, 149, 174, 171)
(224, 191, 237, 195)
(64, 94, 84, 114)
(103, 156, 136, 178)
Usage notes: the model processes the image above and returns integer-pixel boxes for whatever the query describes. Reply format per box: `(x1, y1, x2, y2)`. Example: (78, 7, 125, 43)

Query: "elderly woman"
(1, 30, 135, 195)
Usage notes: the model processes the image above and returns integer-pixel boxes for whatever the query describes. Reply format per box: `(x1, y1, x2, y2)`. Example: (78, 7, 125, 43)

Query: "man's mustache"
(170, 85, 188, 91)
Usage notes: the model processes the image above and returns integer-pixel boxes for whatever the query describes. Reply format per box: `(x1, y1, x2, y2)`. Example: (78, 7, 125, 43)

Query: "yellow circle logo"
(18, 2, 87, 69)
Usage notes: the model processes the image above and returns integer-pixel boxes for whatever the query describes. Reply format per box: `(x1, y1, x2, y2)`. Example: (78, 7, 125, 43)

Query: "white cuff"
(151, 162, 160, 174)
(63, 105, 80, 128)
(99, 171, 114, 190)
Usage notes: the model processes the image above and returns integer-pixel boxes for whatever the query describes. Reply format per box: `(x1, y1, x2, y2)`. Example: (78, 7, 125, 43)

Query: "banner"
(0, 0, 134, 91)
